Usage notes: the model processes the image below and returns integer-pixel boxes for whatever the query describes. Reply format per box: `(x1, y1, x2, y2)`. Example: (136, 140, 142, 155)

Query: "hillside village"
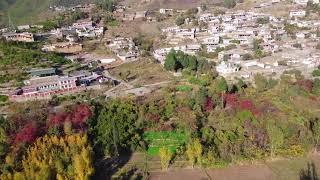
(0, 0, 319, 101)
(2, 0, 320, 179)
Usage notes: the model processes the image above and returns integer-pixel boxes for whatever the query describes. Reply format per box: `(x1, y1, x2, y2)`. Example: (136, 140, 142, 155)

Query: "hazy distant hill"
(0, 0, 93, 26)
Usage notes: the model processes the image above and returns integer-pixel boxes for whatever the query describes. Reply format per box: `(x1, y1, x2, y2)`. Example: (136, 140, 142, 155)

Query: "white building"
(289, 10, 306, 18)
(294, 0, 319, 5)
(216, 61, 240, 74)
(159, 8, 173, 14)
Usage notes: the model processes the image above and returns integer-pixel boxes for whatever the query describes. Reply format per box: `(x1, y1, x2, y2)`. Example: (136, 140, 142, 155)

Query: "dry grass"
(109, 57, 173, 85)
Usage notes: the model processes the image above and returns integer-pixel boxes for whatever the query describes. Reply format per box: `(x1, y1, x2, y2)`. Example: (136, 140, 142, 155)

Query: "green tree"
(97, 0, 117, 12)
(312, 69, 320, 77)
(254, 74, 268, 92)
(188, 55, 198, 71)
(195, 87, 208, 107)
(164, 50, 178, 71)
(92, 99, 141, 156)
(0, 116, 8, 157)
(208, 77, 228, 95)
(312, 78, 320, 95)
(253, 39, 264, 58)
(164, 95, 176, 119)
(159, 147, 172, 170)
(267, 124, 284, 157)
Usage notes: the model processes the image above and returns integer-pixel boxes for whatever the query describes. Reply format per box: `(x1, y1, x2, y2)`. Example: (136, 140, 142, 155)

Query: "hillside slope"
(0, 0, 93, 26)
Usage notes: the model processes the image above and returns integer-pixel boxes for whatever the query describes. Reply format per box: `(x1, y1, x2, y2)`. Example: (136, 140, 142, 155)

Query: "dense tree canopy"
(91, 99, 142, 156)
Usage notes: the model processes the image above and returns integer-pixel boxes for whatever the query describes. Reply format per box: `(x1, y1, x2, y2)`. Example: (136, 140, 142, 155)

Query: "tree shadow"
(92, 151, 132, 180)
(300, 161, 319, 180)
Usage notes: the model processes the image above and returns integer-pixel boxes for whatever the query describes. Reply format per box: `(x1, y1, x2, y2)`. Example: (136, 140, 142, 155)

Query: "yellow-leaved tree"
(1, 134, 94, 180)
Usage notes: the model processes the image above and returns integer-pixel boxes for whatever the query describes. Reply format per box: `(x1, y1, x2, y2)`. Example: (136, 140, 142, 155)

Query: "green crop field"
(143, 131, 189, 156)
(176, 85, 193, 92)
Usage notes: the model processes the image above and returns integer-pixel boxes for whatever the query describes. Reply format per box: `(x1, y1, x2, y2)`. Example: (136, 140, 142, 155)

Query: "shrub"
(224, 0, 237, 8)
(175, 16, 185, 26)
(312, 69, 320, 77)
(0, 95, 8, 103)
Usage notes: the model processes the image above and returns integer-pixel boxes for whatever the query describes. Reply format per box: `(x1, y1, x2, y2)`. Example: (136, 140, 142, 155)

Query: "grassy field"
(143, 131, 188, 156)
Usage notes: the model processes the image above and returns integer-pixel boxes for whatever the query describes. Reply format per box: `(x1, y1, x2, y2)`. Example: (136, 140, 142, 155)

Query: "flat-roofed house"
(159, 8, 173, 15)
(22, 76, 77, 95)
(2, 32, 34, 42)
(135, 11, 147, 19)
(42, 42, 83, 54)
(27, 68, 57, 77)
(289, 10, 306, 18)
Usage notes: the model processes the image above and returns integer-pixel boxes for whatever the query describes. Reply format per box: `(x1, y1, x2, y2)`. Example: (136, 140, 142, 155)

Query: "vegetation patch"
(176, 85, 193, 92)
(143, 131, 188, 156)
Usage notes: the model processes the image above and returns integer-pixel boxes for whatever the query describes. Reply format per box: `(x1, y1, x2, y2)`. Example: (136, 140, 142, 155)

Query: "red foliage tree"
(204, 97, 215, 112)
(296, 79, 313, 93)
(47, 104, 92, 130)
(239, 99, 254, 110)
(224, 94, 239, 109)
(70, 104, 92, 128)
(48, 112, 68, 127)
(239, 99, 261, 117)
(14, 123, 38, 145)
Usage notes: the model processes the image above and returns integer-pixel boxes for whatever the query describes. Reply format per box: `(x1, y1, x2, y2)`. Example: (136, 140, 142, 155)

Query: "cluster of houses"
(1, 20, 103, 46)
(106, 37, 140, 61)
(11, 67, 117, 101)
(50, 20, 104, 41)
(49, 3, 96, 12)
(153, 1, 320, 80)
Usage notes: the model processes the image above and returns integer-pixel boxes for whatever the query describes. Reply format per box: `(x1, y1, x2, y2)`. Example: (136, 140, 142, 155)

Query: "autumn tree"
(1, 134, 94, 180)
(254, 74, 278, 92)
(48, 104, 92, 132)
(159, 147, 173, 170)
(186, 138, 203, 167)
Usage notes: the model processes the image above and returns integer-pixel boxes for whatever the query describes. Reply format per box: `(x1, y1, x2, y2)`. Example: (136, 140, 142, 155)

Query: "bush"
(224, 0, 237, 8)
(0, 95, 8, 103)
(175, 16, 185, 26)
(97, 0, 117, 12)
(256, 17, 269, 24)
(312, 69, 320, 77)
(242, 53, 253, 60)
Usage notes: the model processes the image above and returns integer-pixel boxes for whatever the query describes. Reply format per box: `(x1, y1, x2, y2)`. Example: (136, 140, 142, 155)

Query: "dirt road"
(150, 154, 320, 180)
